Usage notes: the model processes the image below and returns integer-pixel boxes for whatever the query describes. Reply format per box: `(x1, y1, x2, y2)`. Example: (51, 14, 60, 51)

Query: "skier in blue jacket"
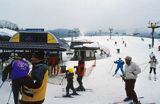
(113, 58, 125, 76)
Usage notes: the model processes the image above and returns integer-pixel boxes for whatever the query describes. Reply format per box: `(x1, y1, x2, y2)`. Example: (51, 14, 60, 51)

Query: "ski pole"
(0, 82, 4, 88)
(59, 76, 65, 85)
(7, 83, 12, 104)
(109, 63, 114, 73)
(141, 63, 149, 73)
(139, 62, 148, 66)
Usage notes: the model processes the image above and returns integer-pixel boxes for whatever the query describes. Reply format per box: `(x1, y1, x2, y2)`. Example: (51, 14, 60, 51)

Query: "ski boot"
(130, 101, 141, 104)
(154, 74, 156, 81)
(149, 74, 151, 80)
(80, 86, 86, 91)
(64, 93, 72, 97)
(76, 86, 81, 91)
(71, 92, 79, 95)
(123, 97, 132, 101)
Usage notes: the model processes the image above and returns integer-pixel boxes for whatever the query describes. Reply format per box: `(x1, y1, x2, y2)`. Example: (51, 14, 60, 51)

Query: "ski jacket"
(114, 59, 124, 68)
(149, 53, 155, 59)
(125, 62, 141, 79)
(149, 58, 158, 68)
(21, 62, 48, 102)
(11, 59, 30, 80)
(76, 60, 85, 77)
(66, 71, 74, 82)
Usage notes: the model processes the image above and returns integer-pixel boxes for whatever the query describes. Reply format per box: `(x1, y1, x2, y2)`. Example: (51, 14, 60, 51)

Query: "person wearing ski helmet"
(65, 67, 78, 97)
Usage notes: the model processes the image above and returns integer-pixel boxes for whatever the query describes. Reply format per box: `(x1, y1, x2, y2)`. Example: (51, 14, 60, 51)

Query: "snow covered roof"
(0, 28, 17, 37)
(70, 41, 100, 50)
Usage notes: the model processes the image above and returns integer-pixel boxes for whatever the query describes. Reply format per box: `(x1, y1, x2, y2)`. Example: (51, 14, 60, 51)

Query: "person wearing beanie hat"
(65, 67, 78, 97)
(122, 56, 141, 104)
(21, 51, 48, 104)
(32, 51, 45, 60)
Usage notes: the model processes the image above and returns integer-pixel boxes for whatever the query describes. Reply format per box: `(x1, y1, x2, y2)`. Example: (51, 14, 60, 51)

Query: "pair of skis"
(55, 88, 93, 98)
(111, 97, 156, 104)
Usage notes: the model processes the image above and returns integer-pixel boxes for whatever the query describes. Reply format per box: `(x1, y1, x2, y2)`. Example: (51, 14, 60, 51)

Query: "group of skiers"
(112, 52, 158, 104)
(1, 53, 86, 103)
(64, 59, 86, 97)
(2, 52, 48, 104)
(113, 56, 141, 104)
(1, 50, 159, 104)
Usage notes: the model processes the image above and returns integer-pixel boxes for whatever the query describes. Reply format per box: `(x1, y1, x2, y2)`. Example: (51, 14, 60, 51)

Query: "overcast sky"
(0, 0, 160, 32)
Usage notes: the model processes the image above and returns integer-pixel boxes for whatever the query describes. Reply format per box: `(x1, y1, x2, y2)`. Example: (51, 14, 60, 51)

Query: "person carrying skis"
(2, 53, 30, 104)
(75, 59, 86, 91)
(20, 51, 48, 104)
(122, 56, 141, 104)
(65, 67, 78, 97)
(113, 58, 125, 76)
(149, 56, 158, 81)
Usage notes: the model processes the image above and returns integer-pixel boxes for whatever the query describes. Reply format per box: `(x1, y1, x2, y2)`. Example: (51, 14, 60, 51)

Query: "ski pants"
(66, 79, 76, 94)
(12, 78, 27, 104)
(149, 67, 156, 74)
(115, 67, 124, 75)
(77, 76, 83, 87)
(125, 79, 138, 102)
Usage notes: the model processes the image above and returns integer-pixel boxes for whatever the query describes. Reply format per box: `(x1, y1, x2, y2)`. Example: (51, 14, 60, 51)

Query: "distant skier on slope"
(113, 58, 125, 76)
(122, 56, 141, 104)
(149, 56, 158, 81)
(65, 67, 78, 97)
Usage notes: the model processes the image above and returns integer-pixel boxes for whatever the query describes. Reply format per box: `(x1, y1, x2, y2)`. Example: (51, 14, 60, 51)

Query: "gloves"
(2, 77, 6, 82)
(120, 75, 126, 82)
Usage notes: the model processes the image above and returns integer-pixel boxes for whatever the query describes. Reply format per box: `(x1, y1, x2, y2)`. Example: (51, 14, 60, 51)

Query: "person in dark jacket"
(20, 51, 48, 104)
(75, 59, 86, 91)
(65, 67, 78, 97)
(113, 58, 125, 76)
(2, 53, 30, 104)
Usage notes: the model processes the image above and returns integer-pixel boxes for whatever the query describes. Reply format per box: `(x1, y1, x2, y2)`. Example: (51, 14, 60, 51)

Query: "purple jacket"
(11, 59, 30, 80)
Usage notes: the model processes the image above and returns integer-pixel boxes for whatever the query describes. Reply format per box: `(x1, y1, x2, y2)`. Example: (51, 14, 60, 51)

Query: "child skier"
(113, 58, 125, 76)
(65, 67, 78, 97)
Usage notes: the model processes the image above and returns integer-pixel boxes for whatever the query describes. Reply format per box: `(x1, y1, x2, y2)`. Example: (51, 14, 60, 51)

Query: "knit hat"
(125, 56, 132, 61)
(32, 51, 44, 60)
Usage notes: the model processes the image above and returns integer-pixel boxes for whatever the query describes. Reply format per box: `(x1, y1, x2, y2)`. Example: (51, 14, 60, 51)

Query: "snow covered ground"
(0, 35, 160, 104)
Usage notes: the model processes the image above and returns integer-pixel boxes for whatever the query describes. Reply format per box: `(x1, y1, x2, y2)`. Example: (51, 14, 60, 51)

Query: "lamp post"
(109, 28, 113, 39)
(148, 21, 160, 48)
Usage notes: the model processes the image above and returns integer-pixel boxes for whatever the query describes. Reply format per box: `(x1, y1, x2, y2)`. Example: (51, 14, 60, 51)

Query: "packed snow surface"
(0, 36, 160, 104)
